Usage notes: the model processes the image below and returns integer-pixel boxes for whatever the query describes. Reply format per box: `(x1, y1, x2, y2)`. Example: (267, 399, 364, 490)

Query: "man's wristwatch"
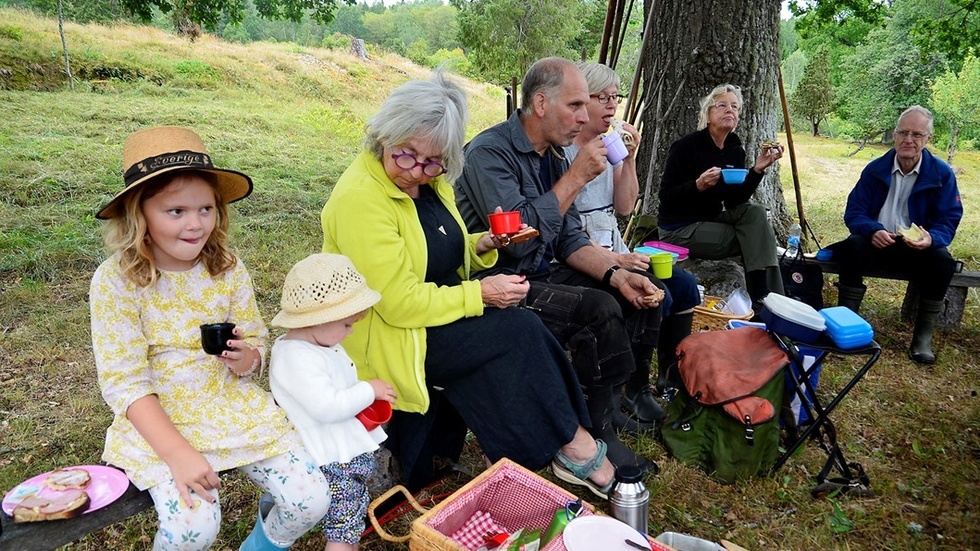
(602, 265, 621, 286)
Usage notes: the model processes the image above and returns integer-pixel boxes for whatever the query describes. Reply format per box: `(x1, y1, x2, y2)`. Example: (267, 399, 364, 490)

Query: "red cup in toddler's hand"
(488, 211, 522, 235)
(356, 400, 393, 431)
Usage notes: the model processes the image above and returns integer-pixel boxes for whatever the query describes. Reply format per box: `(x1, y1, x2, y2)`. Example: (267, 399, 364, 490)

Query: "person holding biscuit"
(321, 70, 617, 499)
(833, 105, 962, 364)
(657, 83, 785, 316)
(565, 61, 701, 427)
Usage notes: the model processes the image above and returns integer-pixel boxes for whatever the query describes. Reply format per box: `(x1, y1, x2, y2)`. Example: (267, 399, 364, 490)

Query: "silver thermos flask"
(609, 464, 649, 535)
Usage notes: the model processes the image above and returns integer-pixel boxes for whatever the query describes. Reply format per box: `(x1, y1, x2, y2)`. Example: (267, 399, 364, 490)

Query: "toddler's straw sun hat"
(272, 254, 381, 329)
(96, 126, 253, 219)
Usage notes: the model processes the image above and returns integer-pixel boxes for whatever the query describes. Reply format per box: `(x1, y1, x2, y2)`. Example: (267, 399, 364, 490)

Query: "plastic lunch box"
(634, 246, 679, 263)
(643, 240, 690, 261)
(761, 293, 826, 343)
(819, 306, 874, 349)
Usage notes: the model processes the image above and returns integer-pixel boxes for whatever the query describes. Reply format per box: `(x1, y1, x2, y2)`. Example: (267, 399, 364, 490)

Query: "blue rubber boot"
(240, 493, 289, 551)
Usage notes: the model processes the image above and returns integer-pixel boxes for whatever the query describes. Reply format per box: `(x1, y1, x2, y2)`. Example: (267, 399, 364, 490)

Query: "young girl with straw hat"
(90, 126, 330, 550)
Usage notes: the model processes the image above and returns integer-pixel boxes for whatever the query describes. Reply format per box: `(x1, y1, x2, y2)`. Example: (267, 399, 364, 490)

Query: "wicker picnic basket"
(369, 458, 598, 551)
(693, 295, 754, 332)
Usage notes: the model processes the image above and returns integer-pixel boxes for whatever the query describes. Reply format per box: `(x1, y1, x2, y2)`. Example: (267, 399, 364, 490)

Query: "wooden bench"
(811, 258, 980, 329)
(0, 479, 152, 551)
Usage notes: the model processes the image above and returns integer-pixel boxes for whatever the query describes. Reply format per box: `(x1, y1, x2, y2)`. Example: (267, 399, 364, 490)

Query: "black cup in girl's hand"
(200, 322, 236, 355)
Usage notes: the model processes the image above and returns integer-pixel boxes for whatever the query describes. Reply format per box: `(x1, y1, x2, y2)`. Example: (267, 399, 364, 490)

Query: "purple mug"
(602, 132, 629, 164)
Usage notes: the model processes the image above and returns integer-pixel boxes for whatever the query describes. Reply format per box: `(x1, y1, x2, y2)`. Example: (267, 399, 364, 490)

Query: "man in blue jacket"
(836, 106, 962, 364)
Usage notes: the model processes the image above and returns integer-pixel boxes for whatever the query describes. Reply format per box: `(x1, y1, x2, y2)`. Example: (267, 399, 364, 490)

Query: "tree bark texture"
(637, 0, 790, 236)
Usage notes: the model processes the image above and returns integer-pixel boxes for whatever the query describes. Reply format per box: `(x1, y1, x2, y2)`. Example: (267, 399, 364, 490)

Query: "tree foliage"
(452, 0, 590, 84)
(0, 0, 127, 23)
(362, 1, 458, 56)
(789, 0, 979, 65)
(833, 2, 948, 148)
(931, 55, 980, 163)
(121, 0, 353, 32)
(790, 49, 835, 136)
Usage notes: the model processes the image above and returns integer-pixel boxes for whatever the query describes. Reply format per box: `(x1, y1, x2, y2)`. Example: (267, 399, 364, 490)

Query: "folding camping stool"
(768, 331, 881, 497)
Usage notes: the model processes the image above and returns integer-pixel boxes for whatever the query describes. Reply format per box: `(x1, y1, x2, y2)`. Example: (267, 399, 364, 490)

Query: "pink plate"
(2, 465, 131, 516)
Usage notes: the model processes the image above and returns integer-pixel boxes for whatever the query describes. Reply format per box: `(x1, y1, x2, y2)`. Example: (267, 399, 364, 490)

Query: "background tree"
(121, 0, 354, 38)
(931, 55, 980, 164)
(327, 3, 368, 38)
(790, 0, 979, 67)
(790, 49, 835, 136)
(637, 0, 791, 234)
(451, 0, 590, 84)
(834, 5, 947, 152)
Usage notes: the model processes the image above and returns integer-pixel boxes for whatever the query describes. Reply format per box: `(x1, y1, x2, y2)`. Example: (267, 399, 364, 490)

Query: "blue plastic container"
(634, 246, 679, 262)
(819, 306, 874, 349)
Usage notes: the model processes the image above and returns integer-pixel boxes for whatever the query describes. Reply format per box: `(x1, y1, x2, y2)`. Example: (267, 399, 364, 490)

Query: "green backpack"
(660, 327, 788, 484)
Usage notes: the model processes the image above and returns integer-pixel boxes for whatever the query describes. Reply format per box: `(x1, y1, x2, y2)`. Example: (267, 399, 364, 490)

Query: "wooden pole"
(777, 66, 807, 244)
(612, 0, 637, 71)
(624, 0, 655, 125)
(608, 0, 626, 69)
(598, 0, 618, 64)
(622, 198, 643, 247)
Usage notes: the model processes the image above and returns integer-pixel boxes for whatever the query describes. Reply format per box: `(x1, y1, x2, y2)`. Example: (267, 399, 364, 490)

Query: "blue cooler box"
(819, 306, 874, 349)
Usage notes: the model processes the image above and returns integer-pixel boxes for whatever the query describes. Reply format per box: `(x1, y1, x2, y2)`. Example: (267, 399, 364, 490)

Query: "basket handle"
(367, 484, 429, 543)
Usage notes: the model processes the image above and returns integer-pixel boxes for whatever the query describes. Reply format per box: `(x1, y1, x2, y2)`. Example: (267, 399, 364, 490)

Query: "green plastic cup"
(650, 252, 673, 279)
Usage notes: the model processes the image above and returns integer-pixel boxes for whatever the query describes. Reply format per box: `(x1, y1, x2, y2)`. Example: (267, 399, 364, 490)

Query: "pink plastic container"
(643, 240, 690, 261)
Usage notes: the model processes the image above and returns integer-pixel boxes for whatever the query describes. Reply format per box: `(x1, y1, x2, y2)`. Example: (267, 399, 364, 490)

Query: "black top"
(415, 184, 464, 286)
(658, 128, 764, 229)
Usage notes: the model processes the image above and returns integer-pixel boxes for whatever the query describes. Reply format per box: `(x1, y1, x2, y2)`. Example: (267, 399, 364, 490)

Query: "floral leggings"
(148, 449, 330, 550)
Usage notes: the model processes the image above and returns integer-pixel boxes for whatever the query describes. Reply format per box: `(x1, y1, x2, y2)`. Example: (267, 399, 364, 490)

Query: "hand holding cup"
(200, 322, 236, 355)
(602, 131, 629, 164)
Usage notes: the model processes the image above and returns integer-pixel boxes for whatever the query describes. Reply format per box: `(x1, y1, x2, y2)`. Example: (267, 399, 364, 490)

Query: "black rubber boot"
(585, 385, 654, 473)
(656, 312, 693, 393)
(745, 269, 770, 320)
(837, 284, 866, 314)
(622, 344, 665, 422)
(612, 391, 654, 432)
(909, 299, 943, 364)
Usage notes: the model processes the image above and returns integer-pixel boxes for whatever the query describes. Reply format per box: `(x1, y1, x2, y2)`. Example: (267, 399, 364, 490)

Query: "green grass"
(2, 7, 979, 550)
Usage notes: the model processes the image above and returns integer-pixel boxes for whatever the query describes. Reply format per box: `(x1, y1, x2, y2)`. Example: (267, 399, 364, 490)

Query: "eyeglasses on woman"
(391, 150, 446, 177)
(590, 93, 627, 105)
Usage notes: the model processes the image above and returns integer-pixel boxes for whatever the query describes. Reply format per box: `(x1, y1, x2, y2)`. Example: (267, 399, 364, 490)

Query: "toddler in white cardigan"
(269, 253, 397, 551)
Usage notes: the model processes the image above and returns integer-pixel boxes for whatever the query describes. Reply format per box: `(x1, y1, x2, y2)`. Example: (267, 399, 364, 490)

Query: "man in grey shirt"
(455, 57, 665, 474)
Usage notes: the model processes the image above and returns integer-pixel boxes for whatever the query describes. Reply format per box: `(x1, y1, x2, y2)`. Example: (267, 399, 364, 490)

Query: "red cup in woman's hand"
(488, 211, 522, 235)
(356, 400, 393, 431)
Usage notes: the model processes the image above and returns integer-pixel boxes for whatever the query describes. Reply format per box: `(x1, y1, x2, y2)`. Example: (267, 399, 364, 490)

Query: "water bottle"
(541, 499, 582, 545)
(608, 464, 649, 535)
(786, 219, 802, 258)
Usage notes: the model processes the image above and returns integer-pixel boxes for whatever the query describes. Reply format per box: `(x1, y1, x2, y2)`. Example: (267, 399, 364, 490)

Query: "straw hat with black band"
(96, 126, 253, 220)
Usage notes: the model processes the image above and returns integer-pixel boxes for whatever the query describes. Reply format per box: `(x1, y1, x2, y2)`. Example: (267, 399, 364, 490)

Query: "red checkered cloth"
(449, 510, 505, 550)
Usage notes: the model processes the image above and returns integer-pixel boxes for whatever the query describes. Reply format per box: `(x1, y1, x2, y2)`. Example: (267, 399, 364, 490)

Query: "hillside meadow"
(1, 8, 978, 550)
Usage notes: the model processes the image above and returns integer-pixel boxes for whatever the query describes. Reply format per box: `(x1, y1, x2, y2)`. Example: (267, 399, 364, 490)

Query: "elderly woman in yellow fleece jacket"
(320, 70, 616, 499)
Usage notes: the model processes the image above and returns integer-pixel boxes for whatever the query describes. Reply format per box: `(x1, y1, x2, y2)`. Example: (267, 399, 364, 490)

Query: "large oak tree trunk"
(636, 0, 790, 238)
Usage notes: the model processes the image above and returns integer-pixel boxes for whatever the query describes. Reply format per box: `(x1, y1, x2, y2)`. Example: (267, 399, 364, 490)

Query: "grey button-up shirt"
(455, 110, 592, 276)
